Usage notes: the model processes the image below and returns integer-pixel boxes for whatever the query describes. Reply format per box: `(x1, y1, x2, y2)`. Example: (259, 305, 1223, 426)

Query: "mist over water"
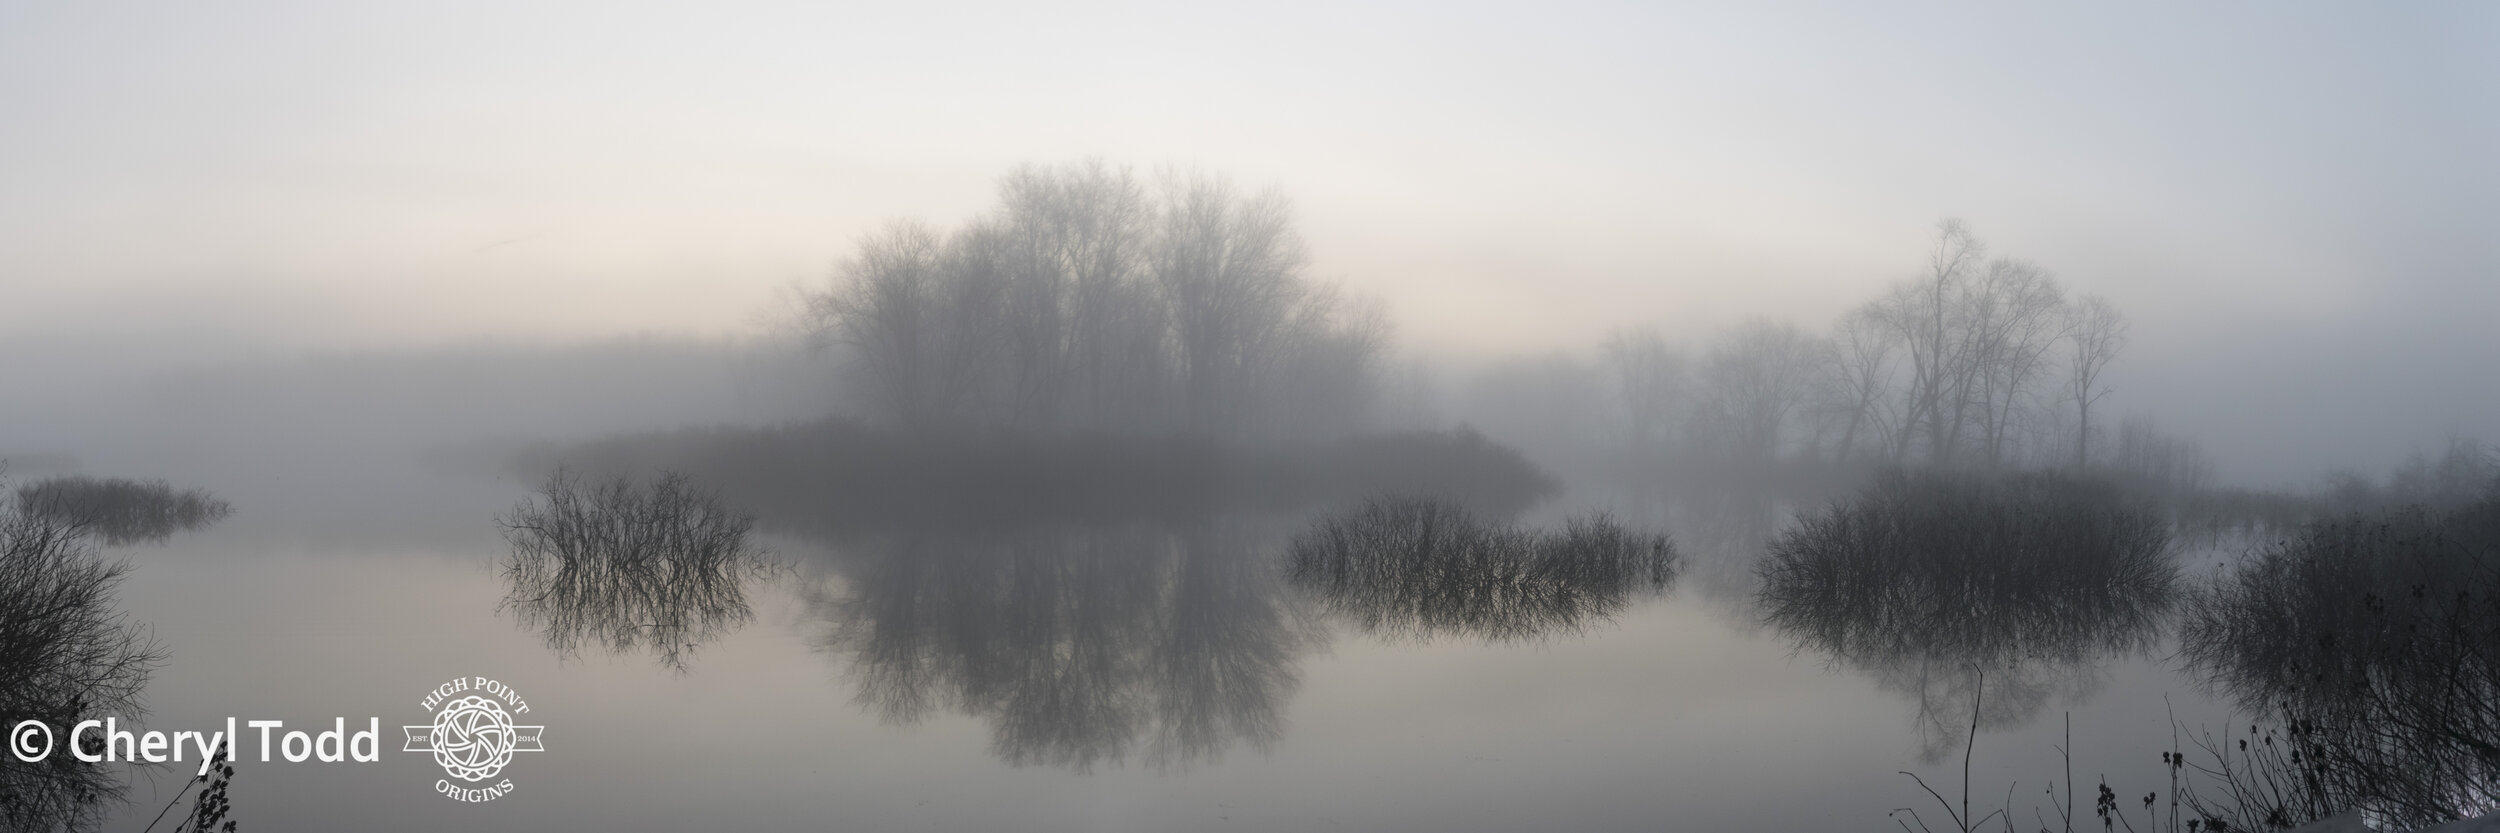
(5, 4, 2497, 831)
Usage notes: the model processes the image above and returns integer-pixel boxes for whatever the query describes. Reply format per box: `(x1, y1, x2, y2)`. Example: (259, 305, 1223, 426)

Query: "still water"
(73, 461, 2239, 832)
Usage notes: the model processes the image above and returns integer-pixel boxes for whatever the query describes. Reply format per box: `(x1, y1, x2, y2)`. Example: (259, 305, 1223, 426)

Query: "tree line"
(807, 161, 1389, 440)
(809, 170, 2208, 492)
(1593, 220, 2167, 475)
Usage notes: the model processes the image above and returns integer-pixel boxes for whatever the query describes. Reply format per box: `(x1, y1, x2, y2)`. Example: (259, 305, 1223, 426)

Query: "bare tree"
(1264, 287, 1393, 437)
(995, 160, 1158, 429)
(1854, 221, 2103, 468)
(1694, 320, 1824, 462)
(1, 483, 164, 832)
(1964, 258, 2066, 466)
(1571, 220, 2127, 478)
(1599, 327, 1689, 450)
(1871, 219, 1988, 465)
(1152, 172, 1310, 435)
(1823, 306, 1898, 462)
(810, 221, 992, 424)
(2064, 294, 2126, 469)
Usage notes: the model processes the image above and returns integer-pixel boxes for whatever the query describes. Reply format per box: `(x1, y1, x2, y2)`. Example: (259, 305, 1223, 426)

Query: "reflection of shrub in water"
(1285, 497, 1678, 642)
(1755, 469, 2177, 760)
(15, 476, 231, 546)
(499, 469, 772, 672)
(2180, 493, 2500, 829)
(1, 487, 164, 831)
(1758, 469, 2177, 667)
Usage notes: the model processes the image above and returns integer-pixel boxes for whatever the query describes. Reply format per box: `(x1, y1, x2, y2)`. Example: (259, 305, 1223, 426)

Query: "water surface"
(73, 463, 2242, 832)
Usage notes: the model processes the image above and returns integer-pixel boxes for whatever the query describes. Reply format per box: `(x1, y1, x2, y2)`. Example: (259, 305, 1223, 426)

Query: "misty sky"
(3, 1, 2493, 484)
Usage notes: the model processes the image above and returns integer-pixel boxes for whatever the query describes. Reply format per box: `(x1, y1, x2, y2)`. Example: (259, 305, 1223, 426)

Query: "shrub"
(0, 487, 163, 831)
(2180, 493, 2500, 828)
(1755, 468, 2179, 760)
(1285, 497, 1676, 642)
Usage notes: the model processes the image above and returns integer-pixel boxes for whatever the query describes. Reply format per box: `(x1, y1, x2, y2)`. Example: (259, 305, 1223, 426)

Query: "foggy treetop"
(806, 162, 1387, 439)
(1598, 221, 2138, 470)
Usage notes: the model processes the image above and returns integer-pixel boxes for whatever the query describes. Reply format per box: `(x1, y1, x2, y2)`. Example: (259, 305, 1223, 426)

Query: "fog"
(6, 2, 2495, 486)
(5, 3, 2499, 832)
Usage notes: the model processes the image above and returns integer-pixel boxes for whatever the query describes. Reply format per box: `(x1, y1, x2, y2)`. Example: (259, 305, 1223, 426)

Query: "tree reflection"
(809, 519, 1311, 772)
(498, 469, 775, 673)
(14, 476, 230, 546)
(1754, 469, 2178, 761)
(1283, 497, 1678, 642)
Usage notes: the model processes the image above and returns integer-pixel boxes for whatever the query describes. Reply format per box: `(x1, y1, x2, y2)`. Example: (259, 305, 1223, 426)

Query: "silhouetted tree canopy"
(807, 160, 1389, 439)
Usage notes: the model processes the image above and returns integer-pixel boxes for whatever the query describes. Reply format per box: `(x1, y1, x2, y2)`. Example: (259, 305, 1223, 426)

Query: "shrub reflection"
(1755, 469, 2178, 761)
(2180, 492, 2500, 827)
(499, 469, 775, 672)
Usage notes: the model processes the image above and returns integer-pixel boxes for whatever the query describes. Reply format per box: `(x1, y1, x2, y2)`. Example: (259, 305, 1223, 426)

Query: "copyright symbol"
(10, 720, 52, 762)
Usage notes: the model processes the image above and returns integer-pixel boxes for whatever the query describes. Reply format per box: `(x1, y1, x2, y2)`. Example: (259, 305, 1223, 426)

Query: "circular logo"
(9, 720, 50, 763)
(404, 676, 544, 801)
(427, 696, 520, 781)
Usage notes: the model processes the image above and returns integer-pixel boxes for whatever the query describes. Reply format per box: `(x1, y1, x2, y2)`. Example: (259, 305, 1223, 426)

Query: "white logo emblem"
(403, 677, 544, 802)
